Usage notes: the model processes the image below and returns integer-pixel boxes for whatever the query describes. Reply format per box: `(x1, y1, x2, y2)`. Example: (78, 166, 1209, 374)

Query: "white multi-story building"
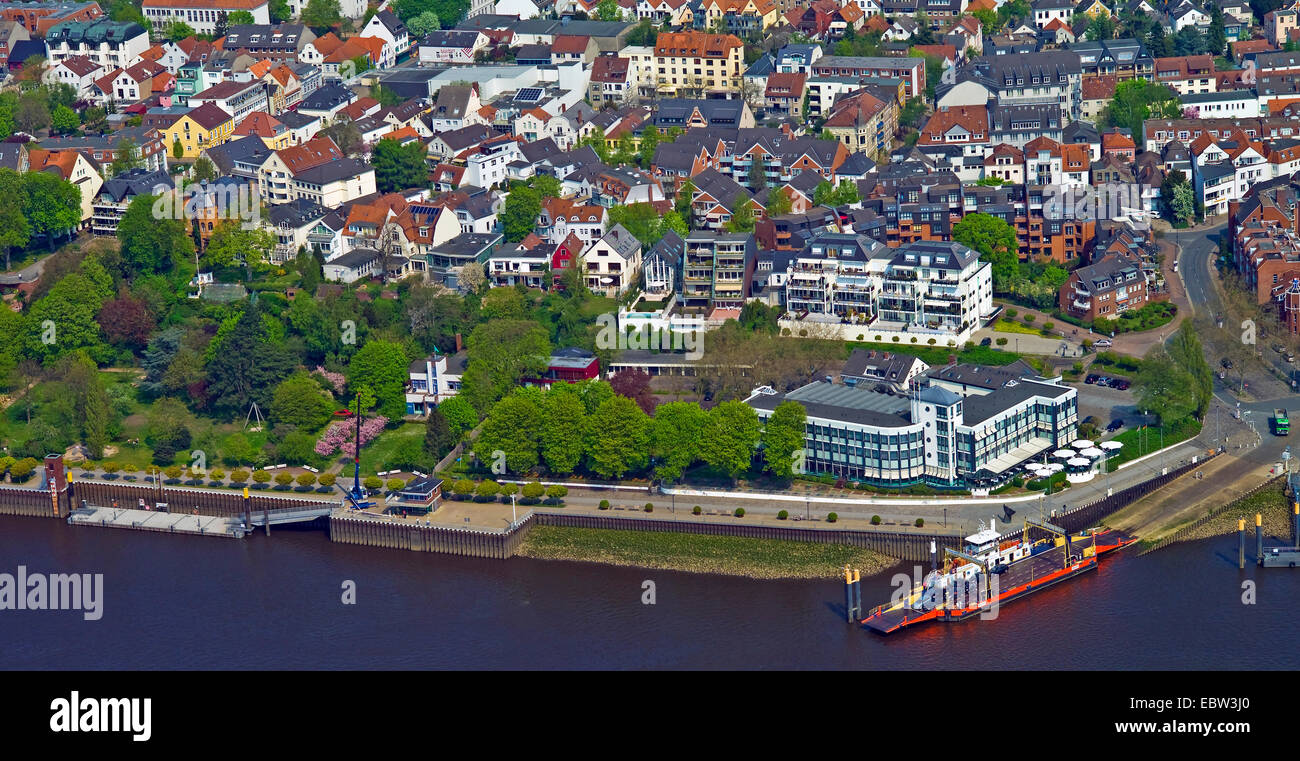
(783, 235, 994, 344)
(141, 0, 270, 35)
(44, 19, 148, 70)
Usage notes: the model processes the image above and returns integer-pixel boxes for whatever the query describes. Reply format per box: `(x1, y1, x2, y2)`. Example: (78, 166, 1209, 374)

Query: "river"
(2, 516, 1297, 669)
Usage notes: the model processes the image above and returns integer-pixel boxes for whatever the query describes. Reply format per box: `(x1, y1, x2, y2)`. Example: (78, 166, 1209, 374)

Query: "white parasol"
(1053, 449, 1076, 459)
(1080, 447, 1104, 458)
(1071, 439, 1094, 449)
(1099, 441, 1123, 451)
(1067, 457, 1091, 467)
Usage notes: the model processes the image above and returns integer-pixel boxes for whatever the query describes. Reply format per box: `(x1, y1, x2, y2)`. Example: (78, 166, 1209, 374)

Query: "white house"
(582, 224, 642, 297)
(418, 30, 489, 65)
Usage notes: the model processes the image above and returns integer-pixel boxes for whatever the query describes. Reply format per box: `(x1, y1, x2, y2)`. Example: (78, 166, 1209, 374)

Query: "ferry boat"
(860, 519, 1136, 634)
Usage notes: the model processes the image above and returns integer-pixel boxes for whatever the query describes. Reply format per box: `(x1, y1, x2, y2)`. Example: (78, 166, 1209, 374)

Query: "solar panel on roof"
(516, 87, 543, 102)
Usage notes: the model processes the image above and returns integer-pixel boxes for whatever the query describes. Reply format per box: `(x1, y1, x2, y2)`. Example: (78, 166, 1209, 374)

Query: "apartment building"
(141, 0, 270, 35)
(651, 31, 745, 97)
(44, 19, 147, 69)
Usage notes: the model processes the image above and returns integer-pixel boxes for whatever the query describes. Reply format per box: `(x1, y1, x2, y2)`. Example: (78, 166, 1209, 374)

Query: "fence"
(0, 486, 64, 518)
(1139, 474, 1286, 555)
(73, 480, 335, 518)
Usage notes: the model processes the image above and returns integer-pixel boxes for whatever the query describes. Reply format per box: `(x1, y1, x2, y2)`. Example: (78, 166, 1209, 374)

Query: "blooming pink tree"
(313, 366, 347, 394)
(315, 415, 389, 458)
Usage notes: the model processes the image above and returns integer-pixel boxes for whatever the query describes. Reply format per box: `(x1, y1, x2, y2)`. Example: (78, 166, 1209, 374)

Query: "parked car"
(1287, 354, 1296, 364)
(1085, 374, 1099, 384)
(1273, 344, 1286, 354)
(1095, 339, 1113, 347)
(1096, 377, 1111, 387)
(1221, 358, 1233, 369)
(979, 337, 992, 346)
(1115, 379, 1131, 391)
(1107, 419, 1124, 432)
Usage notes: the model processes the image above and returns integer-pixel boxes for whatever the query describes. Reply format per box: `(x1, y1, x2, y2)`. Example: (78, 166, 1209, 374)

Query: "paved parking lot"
(1072, 379, 1144, 432)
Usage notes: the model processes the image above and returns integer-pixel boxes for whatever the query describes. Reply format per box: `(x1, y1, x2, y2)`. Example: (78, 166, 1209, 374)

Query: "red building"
(526, 347, 601, 386)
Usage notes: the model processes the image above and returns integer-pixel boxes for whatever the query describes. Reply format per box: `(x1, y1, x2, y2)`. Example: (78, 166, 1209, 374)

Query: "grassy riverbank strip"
(517, 525, 894, 579)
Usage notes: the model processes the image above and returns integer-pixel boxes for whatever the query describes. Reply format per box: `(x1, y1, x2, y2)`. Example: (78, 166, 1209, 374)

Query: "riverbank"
(516, 525, 894, 579)
(1138, 480, 1294, 551)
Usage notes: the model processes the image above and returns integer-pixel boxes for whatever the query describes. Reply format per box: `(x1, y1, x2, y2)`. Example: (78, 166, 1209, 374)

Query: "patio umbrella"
(1080, 447, 1104, 458)
(1067, 457, 1091, 468)
(1053, 449, 1076, 459)
(1071, 439, 1094, 449)
(1100, 441, 1123, 451)
(1044, 463, 1065, 473)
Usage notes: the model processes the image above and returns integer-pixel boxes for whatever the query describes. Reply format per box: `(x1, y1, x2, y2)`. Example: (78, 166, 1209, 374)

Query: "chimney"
(455, 332, 463, 352)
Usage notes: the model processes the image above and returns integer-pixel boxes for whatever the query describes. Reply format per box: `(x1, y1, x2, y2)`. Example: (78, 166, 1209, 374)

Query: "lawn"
(358, 422, 426, 474)
(993, 319, 1049, 336)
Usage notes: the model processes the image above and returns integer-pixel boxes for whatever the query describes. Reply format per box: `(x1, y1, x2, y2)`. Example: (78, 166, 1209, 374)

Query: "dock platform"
(68, 506, 247, 538)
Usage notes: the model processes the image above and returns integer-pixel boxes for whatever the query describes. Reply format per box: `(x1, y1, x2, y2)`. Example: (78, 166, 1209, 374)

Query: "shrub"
(599, 499, 610, 509)
(644, 502, 653, 512)
(1023, 314, 1035, 323)
(500, 483, 518, 498)
(874, 335, 881, 341)
(522, 481, 545, 503)
(827, 512, 837, 523)
(692, 505, 702, 515)
(476, 480, 500, 500)
(910, 337, 917, 343)
(996, 337, 1008, 346)
(915, 518, 925, 528)
(891, 336, 900, 342)
(210, 468, 226, 480)
(1005, 308, 1017, 318)
(734, 507, 745, 517)
(871, 515, 881, 525)
(124, 463, 138, 473)
(318, 472, 336, 487)
(163, 465, 184, 480)
(9, 460, 35, 480)
(230, 469, 250, 484)
(927, 338, 936, 345)
(1043, 322, 1054, 331)
(857, 334, 864, 341)
(777, 509, 788, 520)
(102, 461, 121, 474)
(251, 469, 271, 484)
(799, 329, 808, 337)
(363, 476, 383, 491)
(297, 473, 317, 488)
(1012, 476, 1024, 488)
(545, 484, 568, 501)
(452, 478, 476, 498)
(274, 472, 294, 487)
(386, 478, 405, 492)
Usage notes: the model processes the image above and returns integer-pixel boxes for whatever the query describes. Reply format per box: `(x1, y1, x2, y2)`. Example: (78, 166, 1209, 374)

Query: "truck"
(1274, 409, 1290, 436)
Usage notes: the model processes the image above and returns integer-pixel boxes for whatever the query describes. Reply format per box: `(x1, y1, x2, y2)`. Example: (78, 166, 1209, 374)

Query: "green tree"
(269, 0, 291, 22)
(423, 407, 456, 459)
(761, 401, 806, 478)
(1100, 78, 1181, 146)
(765, 187, 792, 217)
(372, 138, 429, 193)
(1134, 346, 1197, 425)
(953, 212, 1018, 290)
(270, 372, 334, 430)
(725, 195, 755, 233)
(702, 401, 760, 479)
(437, 395, 478, 439)
(584, 395, 650, 478)
(407, 10, 441, 37)
(50, 105, 79, 134)
(607, 202, 666, 246)
(0, 169, 31, 270)
(192, 156, 217, 182)
(228, 9, 256, 24)
(540, 386, 586, 474)
(164, 21, 196, 41)
(474, 392, 542, 473)
(22, 172, 80, 246)
(595, 0, 623, 20)
(346, 340, 410, 421)
(204, 300, 295, 417)
(650, 401, 707, 481)
(301, 0, 343, 29)
(461, 319, 551, 413)
(205, 220, 275, 276)
(117, 194, 190, 275)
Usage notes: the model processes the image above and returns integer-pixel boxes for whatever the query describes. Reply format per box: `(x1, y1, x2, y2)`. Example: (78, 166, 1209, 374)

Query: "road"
(1168, 219, 1228, 319)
